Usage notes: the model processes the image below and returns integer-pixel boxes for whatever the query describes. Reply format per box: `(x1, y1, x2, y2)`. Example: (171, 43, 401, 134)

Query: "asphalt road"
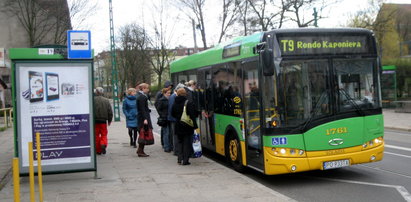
(147, 105, 411, 202)
(233, 129, 411, 202)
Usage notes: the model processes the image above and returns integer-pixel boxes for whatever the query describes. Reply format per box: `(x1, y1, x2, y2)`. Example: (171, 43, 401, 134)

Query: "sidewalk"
(383, 108, 411, 132)
(0, 109, 409, 201)
(0, 120, 294, 202)
(0, 127, 13, 191)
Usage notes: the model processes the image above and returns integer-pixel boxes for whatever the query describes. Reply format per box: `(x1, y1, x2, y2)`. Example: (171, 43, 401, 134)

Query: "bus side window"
(213, 65, 227, 114)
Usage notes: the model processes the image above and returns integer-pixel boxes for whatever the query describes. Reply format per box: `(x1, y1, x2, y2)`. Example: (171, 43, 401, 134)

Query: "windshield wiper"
(291, 91, 328, 133)
(339, 89, 365, 116)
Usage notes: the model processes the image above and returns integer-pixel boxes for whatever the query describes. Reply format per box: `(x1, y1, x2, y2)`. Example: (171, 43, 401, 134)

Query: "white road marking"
(309, 176, 411, 202)
(385, 144, 411, 152)
(385, 151, 411, 159)
(359, 164, 411, 179)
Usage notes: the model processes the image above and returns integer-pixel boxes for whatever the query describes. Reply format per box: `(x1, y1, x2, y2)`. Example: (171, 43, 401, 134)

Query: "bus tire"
(226, 133, 245, 173)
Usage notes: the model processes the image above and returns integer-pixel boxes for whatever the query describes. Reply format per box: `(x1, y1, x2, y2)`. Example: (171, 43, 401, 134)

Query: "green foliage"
(150, 85, 159, 94)
(382, 58, 411, 98)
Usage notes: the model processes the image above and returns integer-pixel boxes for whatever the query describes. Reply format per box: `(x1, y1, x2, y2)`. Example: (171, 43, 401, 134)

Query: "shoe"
(133, 144, 137, 148)
(164, 150, 171, 153)
(182, 162, 191, 165)
(138, 153, 149, 157)
(101, 145, 106, 154)
(96, 152, 101, 155)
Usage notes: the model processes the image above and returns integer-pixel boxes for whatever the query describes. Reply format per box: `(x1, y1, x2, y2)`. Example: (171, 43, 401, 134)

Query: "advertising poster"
(16, 62, 94, 173)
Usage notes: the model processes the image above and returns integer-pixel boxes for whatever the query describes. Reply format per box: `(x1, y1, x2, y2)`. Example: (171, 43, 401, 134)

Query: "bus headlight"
(362, 137, 383, 150)
(268, 147, 306, 157)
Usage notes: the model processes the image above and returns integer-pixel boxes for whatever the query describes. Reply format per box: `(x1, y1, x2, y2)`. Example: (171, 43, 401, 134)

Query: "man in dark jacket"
(136, 83, 152, 157)
(94, 87, 113, 155)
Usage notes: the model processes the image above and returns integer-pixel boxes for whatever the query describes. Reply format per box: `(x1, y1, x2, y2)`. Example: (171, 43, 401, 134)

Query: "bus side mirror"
(262, 49, 274, 76)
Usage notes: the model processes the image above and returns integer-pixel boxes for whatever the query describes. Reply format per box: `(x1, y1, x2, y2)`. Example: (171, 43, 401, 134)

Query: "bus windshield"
(334, 59, 380, 113)
(263, 58, 381, 130)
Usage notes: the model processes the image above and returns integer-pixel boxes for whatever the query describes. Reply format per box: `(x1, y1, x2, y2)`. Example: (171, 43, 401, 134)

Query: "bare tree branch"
(217, 0, 241, 43)
(175, 0, 208, 49)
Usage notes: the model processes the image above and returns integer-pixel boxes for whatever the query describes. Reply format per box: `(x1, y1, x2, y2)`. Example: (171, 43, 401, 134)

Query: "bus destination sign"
(277, 35, 370, 56)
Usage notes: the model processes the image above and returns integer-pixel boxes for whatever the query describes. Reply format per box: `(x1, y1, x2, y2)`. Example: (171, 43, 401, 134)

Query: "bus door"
(198, 68, 216, 150)
(243, 61, 264, 169)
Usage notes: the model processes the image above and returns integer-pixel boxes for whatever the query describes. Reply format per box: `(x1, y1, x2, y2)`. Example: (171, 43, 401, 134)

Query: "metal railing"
(0, 107, 13, 128)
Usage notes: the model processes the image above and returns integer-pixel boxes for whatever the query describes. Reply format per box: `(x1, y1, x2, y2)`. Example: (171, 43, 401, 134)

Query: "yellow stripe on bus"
(215, 133, 225, 156)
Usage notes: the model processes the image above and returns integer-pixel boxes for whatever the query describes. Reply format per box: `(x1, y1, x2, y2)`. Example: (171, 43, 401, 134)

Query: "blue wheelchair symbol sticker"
(272, 137, 287, 145)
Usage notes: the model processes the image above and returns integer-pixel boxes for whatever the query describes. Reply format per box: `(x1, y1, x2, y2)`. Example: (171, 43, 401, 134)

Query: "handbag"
(180, 100, 194, 127)
(192, 131, 202, 158)
(157, 117, 168, 127)
(138, 126, 154, 145)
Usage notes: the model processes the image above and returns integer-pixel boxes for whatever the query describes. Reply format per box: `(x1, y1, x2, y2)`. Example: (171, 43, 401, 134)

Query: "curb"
(0, 168, 12, 192)
(384, 127, 411, 132)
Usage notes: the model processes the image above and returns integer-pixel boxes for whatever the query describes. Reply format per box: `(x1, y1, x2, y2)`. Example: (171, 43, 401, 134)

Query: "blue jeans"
(161, 125, 172, 152)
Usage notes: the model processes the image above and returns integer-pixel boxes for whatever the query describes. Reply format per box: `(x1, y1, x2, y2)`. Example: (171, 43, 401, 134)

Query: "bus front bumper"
(263, 143, 384, 175)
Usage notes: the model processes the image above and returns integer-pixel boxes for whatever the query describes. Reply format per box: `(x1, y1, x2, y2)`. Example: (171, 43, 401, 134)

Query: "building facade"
(0, 0, 71, 108)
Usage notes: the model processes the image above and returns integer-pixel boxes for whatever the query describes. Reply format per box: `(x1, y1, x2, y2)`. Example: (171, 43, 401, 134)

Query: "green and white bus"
(170, 28, 384, 175)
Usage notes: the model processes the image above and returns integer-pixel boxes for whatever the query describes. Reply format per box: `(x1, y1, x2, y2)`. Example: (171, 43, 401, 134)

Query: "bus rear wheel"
(226, 134, 245, 172)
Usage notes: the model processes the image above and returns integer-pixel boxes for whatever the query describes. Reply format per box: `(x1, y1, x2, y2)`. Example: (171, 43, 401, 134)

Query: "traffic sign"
(67, 30, 92, 59)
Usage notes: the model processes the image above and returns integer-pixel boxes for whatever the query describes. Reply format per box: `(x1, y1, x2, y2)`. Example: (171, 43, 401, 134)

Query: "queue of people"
(94, 80, 199, 165)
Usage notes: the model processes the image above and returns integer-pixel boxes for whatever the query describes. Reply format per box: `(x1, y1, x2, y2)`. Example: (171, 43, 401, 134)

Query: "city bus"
(170, 28, 384, 175)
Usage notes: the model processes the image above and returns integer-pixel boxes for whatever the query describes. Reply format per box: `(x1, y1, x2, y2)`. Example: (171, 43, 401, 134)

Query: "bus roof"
(170, 32, 263, 73)
(170, 28, 374, 73)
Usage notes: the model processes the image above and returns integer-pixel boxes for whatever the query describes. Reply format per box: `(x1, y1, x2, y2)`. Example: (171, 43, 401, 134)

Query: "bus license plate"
(323, 159, 350, 170)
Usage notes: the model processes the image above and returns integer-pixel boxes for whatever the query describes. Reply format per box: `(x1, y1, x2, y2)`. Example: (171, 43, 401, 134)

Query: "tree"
(117, 23, 152, 94)
(241, 0, 292, 32)
(2, 0, 57, 46)
(53, 0, 98, 44)
(287, 0, 335, 27)
(68, 0, 98, 30)
(246, 0, 283, 31)
(217, 0, 241, 43)
(238, 0, 250, 35)
(345, 0, 397, 57)
(395, 5, 411, 57)
(2, 0, 97, 47)
(176, 0, 208, 49)
(148, 0, 176, 89)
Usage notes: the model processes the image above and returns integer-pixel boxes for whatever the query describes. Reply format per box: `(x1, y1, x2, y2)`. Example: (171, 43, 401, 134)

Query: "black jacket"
(136, 92, 153, 129)
(157, 96, 169, 119)
(171, 96, 198, 137)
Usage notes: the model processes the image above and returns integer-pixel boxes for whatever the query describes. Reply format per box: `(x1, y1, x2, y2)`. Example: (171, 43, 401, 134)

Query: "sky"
(71, 0, 411, 55)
